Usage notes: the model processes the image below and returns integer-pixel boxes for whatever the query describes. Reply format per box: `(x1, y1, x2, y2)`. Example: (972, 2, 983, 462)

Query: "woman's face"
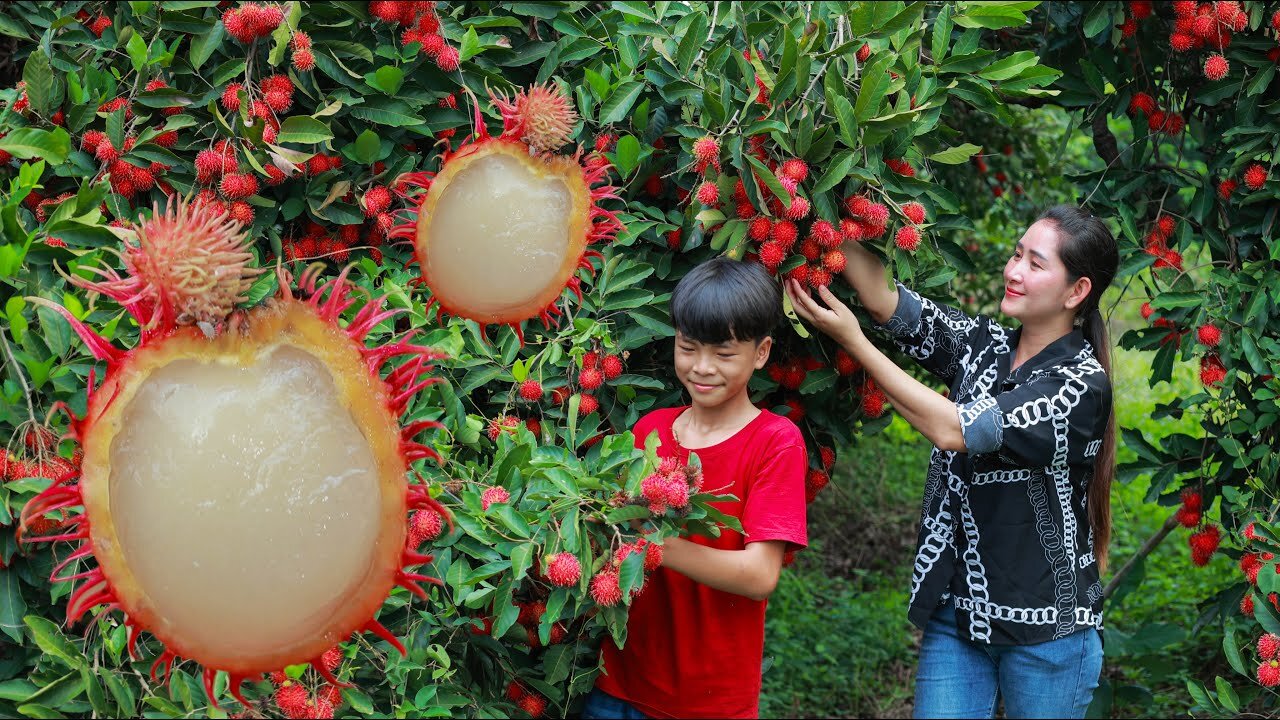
(1000, 219, 1090, 324)
(674, 332, 771, 410)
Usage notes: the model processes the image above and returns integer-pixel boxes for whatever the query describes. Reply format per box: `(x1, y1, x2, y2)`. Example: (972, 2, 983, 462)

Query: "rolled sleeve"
(878, 281, 924, 339)
(957, 396, 1003, 455)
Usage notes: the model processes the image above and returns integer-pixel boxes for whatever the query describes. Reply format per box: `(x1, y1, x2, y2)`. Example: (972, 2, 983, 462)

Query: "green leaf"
(744, 153, 791, 209)
(22, 48, 55, 117)
(101, 670, 134, 715)
(1254, 591, 1280, 635)
(127, 31, 149, 73)
(0, 128, 71, 165)
(605, 505, 649, 523)
(347, 97, 423, 127)
(368, 65, 405, 95)
(542, 644, 574, 686)
(1223, 625, 1247, 677)
(870, 1, 925, 39)
(929, 143, 982, 164)
(931, 4, 953, 63)
(978, 51, 1038, 82)
(24, 616, 84, 669)
(343, 689, 374, 715)
(811, 151, 855, 193)
(612, 135, 641, 176)
(599, 81, 644, 125)
(277, 116, 334, 144)
(0, 570, 26, 643)
(1082, 2, 1115, 38)
(855, 55, 892, 122)
(676, 12, 707, 75)
(190, 20, 224, 71)
(353, 129, 380, 164)
(1214, 677, 1240, 714)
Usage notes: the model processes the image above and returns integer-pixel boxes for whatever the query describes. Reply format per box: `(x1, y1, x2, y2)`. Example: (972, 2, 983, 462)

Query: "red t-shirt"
(594, 406, 808, 719)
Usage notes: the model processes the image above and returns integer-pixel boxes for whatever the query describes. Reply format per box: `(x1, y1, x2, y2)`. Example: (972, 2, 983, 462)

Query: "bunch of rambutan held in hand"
(638, 456, 701, 516)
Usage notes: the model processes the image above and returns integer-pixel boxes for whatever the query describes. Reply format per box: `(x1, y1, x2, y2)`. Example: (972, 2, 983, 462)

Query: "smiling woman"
(785, 204, 1119, 720)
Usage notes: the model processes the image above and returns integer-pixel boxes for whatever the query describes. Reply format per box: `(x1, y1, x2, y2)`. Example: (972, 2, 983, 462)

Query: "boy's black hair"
(669, 257, 783, 344)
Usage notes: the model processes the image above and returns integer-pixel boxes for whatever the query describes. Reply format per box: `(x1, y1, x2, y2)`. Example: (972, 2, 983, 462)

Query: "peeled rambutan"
(397, 84, 622, 345)
(22, 197, 450, 708)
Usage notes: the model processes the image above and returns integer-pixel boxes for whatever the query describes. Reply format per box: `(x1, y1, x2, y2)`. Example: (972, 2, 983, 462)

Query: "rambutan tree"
(0, 1, 1070, 717)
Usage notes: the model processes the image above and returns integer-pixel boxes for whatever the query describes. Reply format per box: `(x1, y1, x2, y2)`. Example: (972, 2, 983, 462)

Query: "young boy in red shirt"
(585, 257, 809, 719)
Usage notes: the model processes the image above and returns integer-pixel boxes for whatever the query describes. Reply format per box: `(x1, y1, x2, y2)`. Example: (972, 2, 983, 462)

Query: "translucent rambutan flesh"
(394, 92, 622, 344)
(24, 228, 450, 707)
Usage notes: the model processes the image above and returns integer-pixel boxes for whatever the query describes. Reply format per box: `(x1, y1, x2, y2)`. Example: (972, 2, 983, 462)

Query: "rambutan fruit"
(696, 181, 719, 206)
(807, 266, 832, 288)
(692, 136, 720, 174)
(749, 216, 773, 241)
(363, 186, 392, 217)
(22, 197, 450, 709)
(518, 379, 543, 401)
(399, 84, 621, 345)
(822, 250, 846, 273)
(804, 469, 829, 503)
(1200, 353, 1227, 387)
(590, 569, 623, 607)
(1218, 178, 1237, 199)
(780, 158, 809, 183)
(1197, 323, 1221, 347)
(1244, 163, 1268, 190)
(1204, 54, 1229, 81)
(546, 552, 581, 587)
(758, 242, 786, 273)
(895, 226, 921, 252)
(601, 355, 623, 380)
(783, 195, 811, 220)
(419, 33, 446, 57)
(577, 393, 600, 417)
(856, 43, 871, 62)
(901, 202, 926, 225)
(578, 366, 604, 391)
(772, 220, 799, 249)
(435, 45, 461, 72)
(810, 220, 840, 249)
(408, 508, 444, 546)
(481, 486, 511, 510)
(517, 693, 548, 718)
(1127, 92, 1156, 116)
(292, 50, 315, 72)
(835, 349, 860, 376)
(221, 83, 244, 112)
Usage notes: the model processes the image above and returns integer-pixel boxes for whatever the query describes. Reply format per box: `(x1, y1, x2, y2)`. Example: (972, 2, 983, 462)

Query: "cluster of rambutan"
(1237, 521, 1280, 622)
(279, 217, 384, 264)
(586, 537, 662, 609)
(1143, 213, 1184, 272)
(639, 456, 700, 515)
(743, 49, 771, 107)
(537, 350, 626, 419)
(220, 2, 285, 44)
(1168, 1, 1247, 53)
(486, 414, 542, 442)
(505, 680, 549, 718)
(268, 662, 342, 720)
(1256, 633, 1280, 687)
(1, 427, 78, 507)
(972, 148, 1025, 198)
(74, 8, 113, 37)
(1126, 90, 1185, 136)
(368, 0, 460, 71)
(1178, 488, 1221, 566)
(1139, 299, 1186, 346)
(80, 130, 174, 200)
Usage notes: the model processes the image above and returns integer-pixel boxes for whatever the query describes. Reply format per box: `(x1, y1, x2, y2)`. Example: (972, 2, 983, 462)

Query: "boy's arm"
(659, 538, 786, 602)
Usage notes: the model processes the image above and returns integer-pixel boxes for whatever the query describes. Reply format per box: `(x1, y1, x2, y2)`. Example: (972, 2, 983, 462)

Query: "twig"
(1102, 511, 1179, 600)
(0, 324, 36, 425)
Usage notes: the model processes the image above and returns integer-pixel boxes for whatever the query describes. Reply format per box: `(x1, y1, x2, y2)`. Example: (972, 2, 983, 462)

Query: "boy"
(585, 257, 809, 719)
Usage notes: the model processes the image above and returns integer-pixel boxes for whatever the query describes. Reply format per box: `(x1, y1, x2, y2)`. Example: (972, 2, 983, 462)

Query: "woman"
(786, 205, 1117, 719)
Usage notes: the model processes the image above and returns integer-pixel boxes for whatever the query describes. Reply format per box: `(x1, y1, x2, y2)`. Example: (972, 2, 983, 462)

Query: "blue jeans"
(581, 688, 649, 719)
(913, 602, 1103, 719)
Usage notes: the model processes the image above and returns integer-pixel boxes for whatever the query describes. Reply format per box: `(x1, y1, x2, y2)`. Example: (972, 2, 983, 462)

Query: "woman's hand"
(785, 279, 865, 349)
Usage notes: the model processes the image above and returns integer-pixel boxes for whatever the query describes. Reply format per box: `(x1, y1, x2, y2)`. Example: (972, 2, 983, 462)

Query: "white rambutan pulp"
(416, 142, 593, 325)
(108, 345, 380, 657)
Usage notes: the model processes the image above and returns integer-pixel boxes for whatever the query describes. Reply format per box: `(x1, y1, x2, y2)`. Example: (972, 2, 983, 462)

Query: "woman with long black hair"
(786, 205, 1118, 719)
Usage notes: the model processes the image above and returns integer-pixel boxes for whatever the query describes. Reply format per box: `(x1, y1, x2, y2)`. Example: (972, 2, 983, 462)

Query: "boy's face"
(674, 332, 772, 410)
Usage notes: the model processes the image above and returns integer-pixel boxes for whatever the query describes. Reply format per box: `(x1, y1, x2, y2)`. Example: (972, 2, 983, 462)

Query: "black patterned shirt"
(879, 284, 1111, 645)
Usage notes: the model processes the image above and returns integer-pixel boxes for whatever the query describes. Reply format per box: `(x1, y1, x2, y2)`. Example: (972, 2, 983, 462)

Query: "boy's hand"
(785, 279, 864, 348)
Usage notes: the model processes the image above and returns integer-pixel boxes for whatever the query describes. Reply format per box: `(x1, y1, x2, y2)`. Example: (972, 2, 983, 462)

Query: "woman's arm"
(786, 280, 966, 452)
(845, 330, 966, 452)
(659, 538, 786, 601)
(838, 240, 899, 324)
